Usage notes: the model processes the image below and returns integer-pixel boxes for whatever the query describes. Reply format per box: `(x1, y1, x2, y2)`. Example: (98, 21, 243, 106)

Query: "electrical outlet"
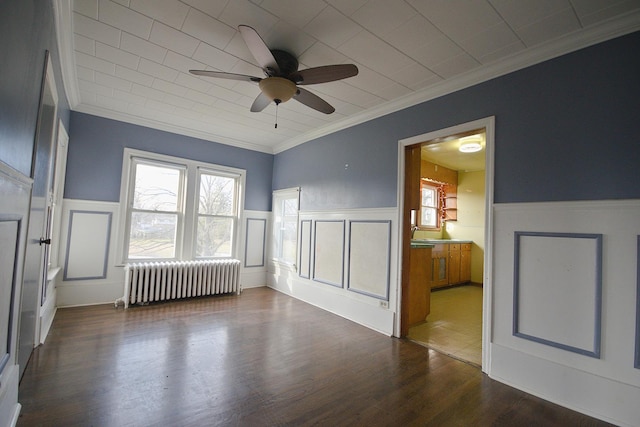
(379, 300, 388, 309)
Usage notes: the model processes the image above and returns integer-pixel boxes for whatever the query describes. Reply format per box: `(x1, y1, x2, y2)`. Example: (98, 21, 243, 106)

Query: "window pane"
(133, 163, 180, 211)
(422, 187, 435, 207)
(128, 212, 177, 259)
(422, 207, 437, 227)
(197, 216, 233, 257)
(283, 198, 297, 215)
(278, 219, 297, 264)
(199, 174, 235, 215)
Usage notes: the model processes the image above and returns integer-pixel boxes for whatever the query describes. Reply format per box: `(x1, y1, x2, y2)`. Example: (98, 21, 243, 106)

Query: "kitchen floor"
(408, 285, 482, 366)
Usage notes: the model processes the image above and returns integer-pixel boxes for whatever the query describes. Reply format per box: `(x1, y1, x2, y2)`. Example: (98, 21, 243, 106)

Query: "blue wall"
(65, 112, 274, 212)
(273, 31, 640, 210)
(0, 0, 70, 176)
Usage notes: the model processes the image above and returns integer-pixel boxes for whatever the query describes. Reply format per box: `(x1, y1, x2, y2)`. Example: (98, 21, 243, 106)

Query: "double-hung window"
(420, 181, 440, 229)
(120, 149, 244, 262)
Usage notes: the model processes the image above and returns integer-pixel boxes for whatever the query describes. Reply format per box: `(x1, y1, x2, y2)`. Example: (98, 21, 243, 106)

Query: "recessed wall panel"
(513, 231, 602, 358)
(244, 218, 266, 268)
(313, 220, 344, 287)
(347, 220, 390, 300)
(64, 210, 112, 280)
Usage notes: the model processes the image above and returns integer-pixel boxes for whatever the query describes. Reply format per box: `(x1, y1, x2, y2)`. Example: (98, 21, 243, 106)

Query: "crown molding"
(53, 0, 80, 108)
(273, 11, 640, 154)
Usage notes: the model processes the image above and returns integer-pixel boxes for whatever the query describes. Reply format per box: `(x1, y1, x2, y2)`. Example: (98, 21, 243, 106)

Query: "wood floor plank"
(18, 288, 612, 426)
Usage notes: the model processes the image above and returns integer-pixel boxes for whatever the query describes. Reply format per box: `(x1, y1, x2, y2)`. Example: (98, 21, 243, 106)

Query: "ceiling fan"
(189, 25, 358, 117)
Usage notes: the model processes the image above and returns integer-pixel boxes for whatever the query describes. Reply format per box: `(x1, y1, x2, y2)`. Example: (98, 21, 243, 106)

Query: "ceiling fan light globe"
(259, 77, 297, 103)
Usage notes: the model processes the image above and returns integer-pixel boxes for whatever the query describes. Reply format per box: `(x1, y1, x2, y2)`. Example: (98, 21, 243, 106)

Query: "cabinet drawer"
(461, 243, 471, 251)
(449, 243, 460, 252)
(432, 243, 447, 253)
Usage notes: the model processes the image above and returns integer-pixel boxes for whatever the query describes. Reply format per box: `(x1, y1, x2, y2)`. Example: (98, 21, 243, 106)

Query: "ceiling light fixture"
(458, 135, 483, 153)
(258, 77, 297, 104)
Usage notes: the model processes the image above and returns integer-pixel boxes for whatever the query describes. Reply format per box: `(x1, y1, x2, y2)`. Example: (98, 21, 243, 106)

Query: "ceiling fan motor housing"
(270, 49, 299, 77)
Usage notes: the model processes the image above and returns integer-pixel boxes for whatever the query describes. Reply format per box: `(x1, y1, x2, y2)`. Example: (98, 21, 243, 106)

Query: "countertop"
(411, 239, 473, 244)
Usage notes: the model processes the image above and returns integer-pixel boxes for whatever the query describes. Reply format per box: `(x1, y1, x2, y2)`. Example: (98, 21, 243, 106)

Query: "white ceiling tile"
(184, 88, 218, 105)
(325, 0, 368, 16)
(338, 30, 415, 76)
(409, 0, 503, 41)
(74, 12, 120, 47)
(75, 51, 117, 74)
(131, 83, 167, 101)
(137, 57, 179, 81)
(351, 0, 417, 36)
(410, 35, 465, 69)
(113, 89, 147, 105)
(385, 15, 447, 56)
(192, 42, 239, 71)
(79, 79, 114, 97)
(130, 0, 189, 29)
(477, 40, 526, 64)
(162, 93, 195, 109)
(98, 0, 153, 39)
(298, 42, 350, 68)
(145, 98, 177, 113)
(149, 21, 200, 56)
(311, 80, 383, 108)
(304, 6, 363, 49)
(74, 34, 96, 55)
(430, 52, 480, 79)
(181, 7, 236, 50)
(76, 66, 96, 81)
(180, 0, 230, 19)
(74, 0, 99, 19)
(111, 0, 131, 6)
(115, 65, 154, 86)
(375, 82, 414, 100)
(259, 0, 327, 27)
(120, 32, 167, 63)
(163, 51, 207, 74)
(515, 8, 582, 46)
(152, 79, 188, 97)
(96, 94, 130, 111)
(490, 0, 573, 30)
(228, 59, 264, 77)
(263, 21, 316, 58)
(95, 42, 140, 68)
(95, 72, 133, 91)
(393, 62, 441, 90)
(176, 72, 213, 93)
(217, 1, 279, 35)
(79, 90, 98, 104)
(570, 0, 640, 26)
(457, 22, 521, 62)
(206, 82, 245, 102)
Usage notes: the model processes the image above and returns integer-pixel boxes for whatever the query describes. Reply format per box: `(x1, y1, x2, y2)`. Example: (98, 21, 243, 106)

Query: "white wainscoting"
(57, 200, 123, 307)
(268, 208, 398, 336)
(240, 210, 269, 289)
(491, 200, 640, 427)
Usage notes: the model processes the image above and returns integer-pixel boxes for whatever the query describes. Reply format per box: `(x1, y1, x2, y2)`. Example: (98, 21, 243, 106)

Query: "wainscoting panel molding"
(313, 220, 345, 288)
(63, 210, 112, 281)
(299, 220, 312, 279)
(513, 231, 602, 358)
(347, 220, 391, 300)
(244, 218, 266, 268)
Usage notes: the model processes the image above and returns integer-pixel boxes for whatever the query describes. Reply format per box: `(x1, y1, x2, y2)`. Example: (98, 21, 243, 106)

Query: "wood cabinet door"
(460, 248, 472, 283)
(449, 248, 461, 284)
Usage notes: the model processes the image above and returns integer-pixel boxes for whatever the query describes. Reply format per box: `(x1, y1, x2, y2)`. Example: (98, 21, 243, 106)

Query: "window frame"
(118, 148, 245, 264)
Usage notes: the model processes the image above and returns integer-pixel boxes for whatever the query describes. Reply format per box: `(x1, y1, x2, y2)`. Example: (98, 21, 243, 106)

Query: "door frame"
(395, 116, 495, 374)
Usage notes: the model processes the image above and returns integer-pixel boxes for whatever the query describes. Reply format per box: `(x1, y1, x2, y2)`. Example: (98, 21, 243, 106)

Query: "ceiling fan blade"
(293, 64, 358, 85)
(238, 25, 280, 76)
(293, 88, 335, 114)
(250, 92, 271, 112)
(190, 70, 261, 83)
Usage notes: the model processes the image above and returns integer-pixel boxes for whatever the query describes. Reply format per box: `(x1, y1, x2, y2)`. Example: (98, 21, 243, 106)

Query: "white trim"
(116, 148, 246, 264)
(53, 0, 79, 108)
(396, 116, 495, 375)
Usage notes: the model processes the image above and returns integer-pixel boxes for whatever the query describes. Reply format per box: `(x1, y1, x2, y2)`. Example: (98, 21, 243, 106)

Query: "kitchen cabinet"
(431, 244, 449, 288)
(429, 241, 472, 288)
(408, 246, 432, 326)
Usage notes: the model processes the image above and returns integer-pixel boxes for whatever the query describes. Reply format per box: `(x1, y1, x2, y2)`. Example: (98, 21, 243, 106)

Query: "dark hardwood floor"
(18, 287, 611, 426)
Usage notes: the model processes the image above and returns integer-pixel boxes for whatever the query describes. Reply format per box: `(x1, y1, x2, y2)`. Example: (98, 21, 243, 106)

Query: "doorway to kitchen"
(397, 117, 494, 371)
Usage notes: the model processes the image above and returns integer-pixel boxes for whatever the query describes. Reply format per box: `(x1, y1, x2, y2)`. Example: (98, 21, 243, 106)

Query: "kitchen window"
(119, 148, 244, 262)
(420, 181, 440, 229)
